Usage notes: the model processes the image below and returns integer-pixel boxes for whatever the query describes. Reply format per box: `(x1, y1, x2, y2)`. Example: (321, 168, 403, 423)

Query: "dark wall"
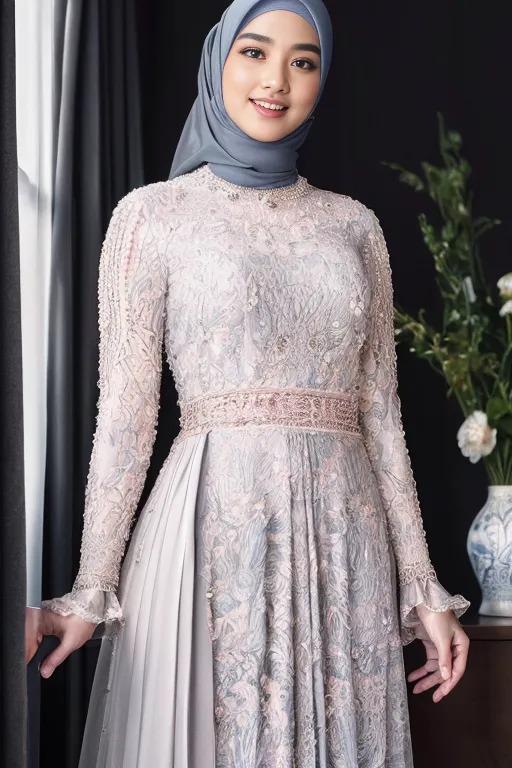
(135, 0, 512, 610)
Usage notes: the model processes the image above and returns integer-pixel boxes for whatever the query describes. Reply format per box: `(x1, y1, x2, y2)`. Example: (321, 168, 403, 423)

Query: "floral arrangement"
(383, 113, 512, 486)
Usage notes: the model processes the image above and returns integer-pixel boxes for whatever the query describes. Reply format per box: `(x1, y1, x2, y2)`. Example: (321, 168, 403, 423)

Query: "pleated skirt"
(77, 427, 413, 768)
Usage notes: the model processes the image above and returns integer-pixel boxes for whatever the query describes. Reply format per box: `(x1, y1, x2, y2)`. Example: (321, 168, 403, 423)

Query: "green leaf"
(474, 217, 501, 240)
(381, 161, 425, 192)
(487, 396, 510, 423)
(458, 158, 472, 179)
(441, 222, 455, 241)
(446, 130, 463, 152)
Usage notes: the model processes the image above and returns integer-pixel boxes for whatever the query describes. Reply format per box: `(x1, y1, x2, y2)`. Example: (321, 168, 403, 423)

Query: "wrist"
(416, 602, 454, 620)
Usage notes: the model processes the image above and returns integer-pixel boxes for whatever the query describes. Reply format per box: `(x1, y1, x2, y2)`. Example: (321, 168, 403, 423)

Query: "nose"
(260, 60, 290, 94)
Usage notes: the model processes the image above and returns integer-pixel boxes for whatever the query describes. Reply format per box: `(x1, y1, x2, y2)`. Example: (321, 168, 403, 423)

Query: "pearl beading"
(190, 164, 313, 207)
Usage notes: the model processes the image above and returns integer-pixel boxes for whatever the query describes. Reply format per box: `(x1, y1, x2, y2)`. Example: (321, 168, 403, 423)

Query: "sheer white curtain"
(15, 0, 54, 606)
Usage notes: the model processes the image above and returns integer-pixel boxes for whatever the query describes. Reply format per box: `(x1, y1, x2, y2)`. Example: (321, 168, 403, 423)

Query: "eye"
(292, 58, 318, 71)
(240, 47, 265, 60)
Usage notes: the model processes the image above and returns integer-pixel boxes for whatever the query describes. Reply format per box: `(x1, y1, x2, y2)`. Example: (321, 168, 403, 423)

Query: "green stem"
(495, 448, 505, 484)
(503, 442, 512, 485)
(467, 376, 480, 411)
(472, 240, 488, 295)
(484, 441, 512, 486)
(452, 388, 470, 419)
(476, 373, 491, 400)
(484, 456, 500, 486)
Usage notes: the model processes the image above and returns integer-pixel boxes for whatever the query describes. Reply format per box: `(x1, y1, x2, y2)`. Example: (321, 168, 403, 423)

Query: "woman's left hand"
(407, 605, 470, 703)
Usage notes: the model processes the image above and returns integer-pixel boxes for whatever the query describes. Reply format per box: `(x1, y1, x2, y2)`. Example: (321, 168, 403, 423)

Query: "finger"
(412, 670, 443, 695)
(40, 640, 74, 679)
(433, 670, 461, 702)
(25, 608, 44, 664)
(452, 629, 470, 672)
(407, 658, 439, 682)
(433, 635, 453, 681)
(433, 638, 469, 702)
(25, 638, 39, 665)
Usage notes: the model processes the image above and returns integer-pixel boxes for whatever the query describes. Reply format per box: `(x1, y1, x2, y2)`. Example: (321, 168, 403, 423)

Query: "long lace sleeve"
(359, 210, 470, 644)
(41, 188, 168, 626)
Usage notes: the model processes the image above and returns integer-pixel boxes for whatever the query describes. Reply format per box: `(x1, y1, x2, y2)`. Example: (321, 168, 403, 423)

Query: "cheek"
(222, 59, 254, 103)
(293, 74, 321, 112)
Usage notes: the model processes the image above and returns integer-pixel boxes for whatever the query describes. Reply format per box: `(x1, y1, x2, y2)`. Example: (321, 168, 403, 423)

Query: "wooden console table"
(403, 613, 512, 768)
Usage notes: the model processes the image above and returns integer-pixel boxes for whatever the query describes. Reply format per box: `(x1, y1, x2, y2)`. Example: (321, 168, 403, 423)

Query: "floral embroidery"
(41, 167, 469, 767)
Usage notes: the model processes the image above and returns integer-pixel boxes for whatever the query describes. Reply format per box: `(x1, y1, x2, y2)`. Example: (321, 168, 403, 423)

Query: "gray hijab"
(169, 0, 333, 189)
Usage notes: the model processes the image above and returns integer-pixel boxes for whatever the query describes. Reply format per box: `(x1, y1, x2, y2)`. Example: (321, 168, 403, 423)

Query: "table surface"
(460, 611, 512, 640)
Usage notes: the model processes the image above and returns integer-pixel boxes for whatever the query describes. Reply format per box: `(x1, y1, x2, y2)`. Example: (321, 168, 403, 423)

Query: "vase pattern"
(467, 485, 512, 616)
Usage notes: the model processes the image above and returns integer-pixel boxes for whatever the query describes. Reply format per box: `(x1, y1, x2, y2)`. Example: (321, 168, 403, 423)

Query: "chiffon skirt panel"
(78, 433, 215, 768)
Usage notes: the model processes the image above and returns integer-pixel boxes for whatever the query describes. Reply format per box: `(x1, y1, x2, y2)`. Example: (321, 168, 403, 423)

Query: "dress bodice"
(161, 165, 371, 402)
(41, 163, 470, 642)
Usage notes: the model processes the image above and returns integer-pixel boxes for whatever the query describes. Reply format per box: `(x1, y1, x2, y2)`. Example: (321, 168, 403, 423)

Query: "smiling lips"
(250, 98, 289, 118)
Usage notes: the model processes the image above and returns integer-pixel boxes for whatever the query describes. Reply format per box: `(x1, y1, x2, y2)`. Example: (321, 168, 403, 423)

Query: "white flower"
(457, 411, 497, 464)
(499, 299, 512, 317)
(497, 273, 512, 299)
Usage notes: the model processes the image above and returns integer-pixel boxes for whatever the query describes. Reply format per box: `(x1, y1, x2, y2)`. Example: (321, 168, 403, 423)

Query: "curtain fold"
(0, 2, 28, 767)
(15, 0, 54, 614)
(41, 2, 144, 766)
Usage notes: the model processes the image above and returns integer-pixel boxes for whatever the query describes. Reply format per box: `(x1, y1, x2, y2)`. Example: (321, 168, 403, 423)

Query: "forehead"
(238, 10, 319, 42)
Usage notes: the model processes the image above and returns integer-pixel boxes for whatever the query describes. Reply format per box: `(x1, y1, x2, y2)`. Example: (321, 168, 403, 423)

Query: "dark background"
(134, 0, 512, 612)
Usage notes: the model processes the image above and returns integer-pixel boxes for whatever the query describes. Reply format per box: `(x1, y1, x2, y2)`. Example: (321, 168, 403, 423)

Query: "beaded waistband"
(176, 387, 362, 441)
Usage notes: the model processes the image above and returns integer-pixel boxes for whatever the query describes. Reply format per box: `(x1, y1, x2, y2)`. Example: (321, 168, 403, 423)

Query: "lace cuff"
(399, 575, 470, 646)
(41, 589, 125, 627)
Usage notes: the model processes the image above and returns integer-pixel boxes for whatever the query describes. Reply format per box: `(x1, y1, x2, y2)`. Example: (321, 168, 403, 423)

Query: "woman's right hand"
(25, 606, 97, 677)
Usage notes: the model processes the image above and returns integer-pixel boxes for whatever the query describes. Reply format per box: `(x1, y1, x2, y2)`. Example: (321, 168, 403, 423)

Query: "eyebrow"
(236, 32, 321, 56)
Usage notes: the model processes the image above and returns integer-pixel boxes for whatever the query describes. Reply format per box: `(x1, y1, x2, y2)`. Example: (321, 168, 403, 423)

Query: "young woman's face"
(222, 10, 321, 143)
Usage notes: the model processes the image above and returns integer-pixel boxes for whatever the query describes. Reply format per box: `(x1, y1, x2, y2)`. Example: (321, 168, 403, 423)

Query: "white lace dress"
(42, 164, 470, 768)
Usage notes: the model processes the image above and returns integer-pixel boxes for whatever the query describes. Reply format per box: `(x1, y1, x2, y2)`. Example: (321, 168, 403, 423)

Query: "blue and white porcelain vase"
(467, 485, 512, 616)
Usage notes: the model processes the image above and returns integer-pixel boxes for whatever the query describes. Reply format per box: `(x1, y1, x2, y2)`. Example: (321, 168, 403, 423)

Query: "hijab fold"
(169, 0, 332, 189)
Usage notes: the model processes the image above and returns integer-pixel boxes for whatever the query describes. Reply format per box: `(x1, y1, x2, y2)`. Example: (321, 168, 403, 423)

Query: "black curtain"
(0, 1, 27, 767)
(41, 3, 145, 767)
(135, 0, 512, 611)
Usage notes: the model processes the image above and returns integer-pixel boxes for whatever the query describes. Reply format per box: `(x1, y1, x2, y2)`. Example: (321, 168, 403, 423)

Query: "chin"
(242, 120, 297, 143)
(249, 129, 289, 143)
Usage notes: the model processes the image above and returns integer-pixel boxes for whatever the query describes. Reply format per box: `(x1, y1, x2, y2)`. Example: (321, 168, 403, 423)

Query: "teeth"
(253, 100, 286, 111)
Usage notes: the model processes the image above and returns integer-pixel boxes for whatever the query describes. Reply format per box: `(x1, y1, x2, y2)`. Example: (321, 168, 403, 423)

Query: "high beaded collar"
(187, 164, 313, 207)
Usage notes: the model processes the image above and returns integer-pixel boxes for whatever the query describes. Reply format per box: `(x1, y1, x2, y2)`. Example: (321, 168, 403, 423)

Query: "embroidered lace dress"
(42, 164, 470, 768)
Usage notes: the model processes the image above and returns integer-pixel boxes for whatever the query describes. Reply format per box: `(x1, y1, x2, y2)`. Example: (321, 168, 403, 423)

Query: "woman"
(28, 0, 471, 765)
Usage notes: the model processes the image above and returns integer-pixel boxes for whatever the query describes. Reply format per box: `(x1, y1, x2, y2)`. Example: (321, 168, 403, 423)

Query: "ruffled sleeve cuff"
(399, 575, 470, 646)
(41, 589, 125, 627)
